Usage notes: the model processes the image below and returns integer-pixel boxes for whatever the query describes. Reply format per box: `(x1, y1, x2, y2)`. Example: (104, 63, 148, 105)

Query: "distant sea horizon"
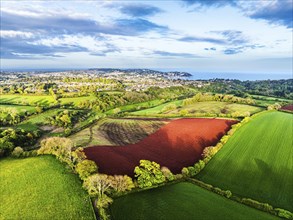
(1, 68, 292, 81)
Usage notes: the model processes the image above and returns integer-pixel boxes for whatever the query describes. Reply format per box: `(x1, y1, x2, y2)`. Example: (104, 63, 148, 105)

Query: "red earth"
(84, 118, 237, 176)
(281, 104, 293, 112)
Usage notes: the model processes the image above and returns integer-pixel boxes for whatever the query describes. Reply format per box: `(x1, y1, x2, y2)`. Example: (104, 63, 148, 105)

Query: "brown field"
(84, 118, 237, 176)
(280, 104, 293, 112)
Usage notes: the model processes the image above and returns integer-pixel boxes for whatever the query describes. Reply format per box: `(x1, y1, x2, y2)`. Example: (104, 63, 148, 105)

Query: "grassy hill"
(0, 156, 95, 220)
(110, 182, 278, 220)
(197, 111, 293, 211)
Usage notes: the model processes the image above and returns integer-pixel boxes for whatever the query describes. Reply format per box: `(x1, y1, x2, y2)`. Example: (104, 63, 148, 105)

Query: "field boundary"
(186, 178, 292, 219)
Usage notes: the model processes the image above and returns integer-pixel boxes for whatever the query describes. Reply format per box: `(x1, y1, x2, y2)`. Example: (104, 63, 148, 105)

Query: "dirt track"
(84, 118, 237, 176)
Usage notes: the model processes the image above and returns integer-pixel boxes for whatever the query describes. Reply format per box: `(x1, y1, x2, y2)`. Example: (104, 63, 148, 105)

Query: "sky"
(0, 0, 292, 75)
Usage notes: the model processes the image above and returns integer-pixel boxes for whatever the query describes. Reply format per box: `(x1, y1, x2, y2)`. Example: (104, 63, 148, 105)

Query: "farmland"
(280, 104, 293, 112)
(197, 111, 293, 211)
(84, 118, 236, 176)
(0, 94, 56, 106)
(130, 100, 263, 117)
(16, 109, 62, 131)
(167, 101, 262, 115)
(0, 156, 95, 220)
(0, 104, 37, 115)
(110, 182, 279, 220)
(70, 118, 168, 147)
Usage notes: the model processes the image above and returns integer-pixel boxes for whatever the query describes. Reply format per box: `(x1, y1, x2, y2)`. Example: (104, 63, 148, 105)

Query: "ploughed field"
(110, 182, 279, 220)
(84, 118, 236, 176)
(70, 118, 168, 147)
(0, 156, 95, 220)
(280, 104, 293, 112)
(197, 111, 293, 212)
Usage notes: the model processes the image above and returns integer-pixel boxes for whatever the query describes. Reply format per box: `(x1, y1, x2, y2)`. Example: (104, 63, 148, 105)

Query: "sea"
(2, 68, 292, 81)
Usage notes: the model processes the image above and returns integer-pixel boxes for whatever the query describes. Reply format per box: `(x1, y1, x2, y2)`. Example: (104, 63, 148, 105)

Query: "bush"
(76, 159, 98, 180)
(241, 198, 273, 212)
(11, 147, 24, 158)
(275, 208, 293, 219)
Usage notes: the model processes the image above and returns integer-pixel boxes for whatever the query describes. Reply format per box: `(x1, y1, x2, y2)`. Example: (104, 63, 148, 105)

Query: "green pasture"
(0, 94, 55, 106)
(0, 156, 95, 220)
(110, 182, 278, 220)
(197, 111, 293, 211)
(169, 101, 263, 115)
(130, 100, 183, 115)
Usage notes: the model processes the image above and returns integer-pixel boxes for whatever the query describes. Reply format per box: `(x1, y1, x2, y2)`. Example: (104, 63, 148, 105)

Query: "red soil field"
(281, 104, 293, 112)
(84, 118, 237, 176)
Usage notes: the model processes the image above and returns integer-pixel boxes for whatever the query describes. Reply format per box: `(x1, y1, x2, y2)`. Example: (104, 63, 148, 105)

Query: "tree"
(76, 159, 98, 180)
(109, 175, 135, 193)
(38, 137, 73, 164)
(161, 166, 174, 181)
(71, 147, 86, 168)
(134, 160, 166, 188)
(83, 174, 112, 197)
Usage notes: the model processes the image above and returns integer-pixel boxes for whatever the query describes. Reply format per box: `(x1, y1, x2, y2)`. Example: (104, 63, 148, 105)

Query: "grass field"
(0, 94, 55, 106)
(105, 99, 163, 114)
(110, 182, 278, 220)
(59, 95, 97, 107)
(251, 95, 292, 107)
(168, 101, 263, 115)
(197, 111, 293, 211)
(16, 109, 61, 131)
(0, 156, 95, 220)
(0, 104, 37, 115)
(130, 100, 183, 116)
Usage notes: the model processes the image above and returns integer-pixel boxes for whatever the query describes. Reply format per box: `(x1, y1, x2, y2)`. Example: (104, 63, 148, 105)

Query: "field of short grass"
(16, 109, 61, 131)
(0, 156, 95, 220)
(130, 100, 183, 116)
(110, 182, 278, 220)
(105, 99, 163, 114)
(59, 95, 97, 107)
(0, 94, 55, 106)
(197, 111, 293, 211)
(0, 104, 37, 115)
(168, 101, 263, 115)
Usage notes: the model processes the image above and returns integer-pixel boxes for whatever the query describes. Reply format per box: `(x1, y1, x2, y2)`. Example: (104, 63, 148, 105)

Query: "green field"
(59, 95, 97, 107)
(0, 104, 37, 115)
(110, 182, 278, 220)
(105, 99, 162, 114)
(197, 111, 293, 211)
(130, 100, 183, 115)
(16, 109, 61, 131)
(168, 101, 263, 115)
(251, 95, 292, 107)
(0, 156, 95, 220)
(0, 94, 55, 106)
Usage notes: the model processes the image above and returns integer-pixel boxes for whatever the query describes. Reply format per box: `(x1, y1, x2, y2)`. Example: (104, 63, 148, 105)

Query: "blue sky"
(0, 0, 292, 75)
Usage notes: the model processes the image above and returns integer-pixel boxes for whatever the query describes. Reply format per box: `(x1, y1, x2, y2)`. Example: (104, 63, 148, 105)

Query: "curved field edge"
(0, 156, 95, 220)
(84, 118, 236, 176)
(110, 182, 279, 220)
(197, 111, 293, 211)
(69, 118, 168, 147)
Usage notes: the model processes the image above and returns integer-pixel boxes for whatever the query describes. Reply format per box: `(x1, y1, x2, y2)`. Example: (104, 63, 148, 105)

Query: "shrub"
(275, 208, 293, 219)
(241, 198, 273, 212)
(11, 146, 24, 158)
